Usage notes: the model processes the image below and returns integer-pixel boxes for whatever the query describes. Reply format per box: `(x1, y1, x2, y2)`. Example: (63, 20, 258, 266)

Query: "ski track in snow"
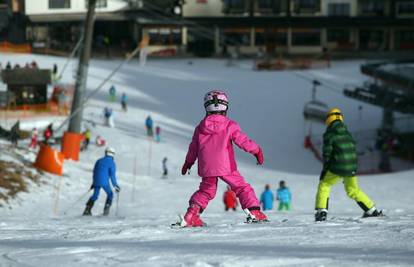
(0, 54, 414, 267)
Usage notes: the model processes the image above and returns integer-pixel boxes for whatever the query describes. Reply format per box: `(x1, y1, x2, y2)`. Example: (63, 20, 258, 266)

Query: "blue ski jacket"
(260, 189, 274, 210)
(121, 94, 128, 103)
(277, 187, 291, 204)
(146, 117, 153, 128)
(92, 155, 118, 188)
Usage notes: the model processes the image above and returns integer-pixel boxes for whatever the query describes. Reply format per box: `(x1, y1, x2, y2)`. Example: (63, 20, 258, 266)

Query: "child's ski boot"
(315, 209, 328, 222)
(362, 207, 384, 218)
(245, 207, 269, 223)
(171, 204, 205, 228)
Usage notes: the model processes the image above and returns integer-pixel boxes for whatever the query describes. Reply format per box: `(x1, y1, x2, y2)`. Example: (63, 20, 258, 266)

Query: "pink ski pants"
(189, 171, 260, 210)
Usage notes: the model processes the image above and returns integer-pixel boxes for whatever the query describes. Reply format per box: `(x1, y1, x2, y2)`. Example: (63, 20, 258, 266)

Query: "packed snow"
(0, 53, 413, 267)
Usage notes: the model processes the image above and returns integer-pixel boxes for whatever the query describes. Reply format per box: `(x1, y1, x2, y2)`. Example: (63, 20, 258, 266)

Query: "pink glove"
(181, 161, 193, 175)
(254, 147, 264, 165)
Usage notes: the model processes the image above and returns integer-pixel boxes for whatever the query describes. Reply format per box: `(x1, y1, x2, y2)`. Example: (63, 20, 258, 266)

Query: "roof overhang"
(361, 61, 414, 94)
(28, 12, 128, 23)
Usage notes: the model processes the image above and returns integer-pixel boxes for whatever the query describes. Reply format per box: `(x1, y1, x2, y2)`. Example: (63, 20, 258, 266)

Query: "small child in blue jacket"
(260, 184, 274, 211)
(277, 180, 291, 211)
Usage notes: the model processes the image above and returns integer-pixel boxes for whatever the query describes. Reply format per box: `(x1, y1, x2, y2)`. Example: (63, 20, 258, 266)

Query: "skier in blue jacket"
(145, 115, 154, 137)
(83, 147, 120, 216)
(277, 180, 291, 211)
(260, 184, 274, 211)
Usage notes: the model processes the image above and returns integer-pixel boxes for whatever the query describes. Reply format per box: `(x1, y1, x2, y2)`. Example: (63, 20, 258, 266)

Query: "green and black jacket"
(322, 120, 357, 177)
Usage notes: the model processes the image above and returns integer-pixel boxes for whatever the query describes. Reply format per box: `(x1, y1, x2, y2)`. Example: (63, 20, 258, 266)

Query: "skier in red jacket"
(223, 186, 238, 211)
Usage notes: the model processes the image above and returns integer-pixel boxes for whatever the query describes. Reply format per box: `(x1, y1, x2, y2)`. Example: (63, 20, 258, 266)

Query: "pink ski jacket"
(185, 115, 260, 177)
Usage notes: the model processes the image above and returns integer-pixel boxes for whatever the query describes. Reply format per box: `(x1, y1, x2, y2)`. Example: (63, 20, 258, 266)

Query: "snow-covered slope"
(0, 54, 413, 267)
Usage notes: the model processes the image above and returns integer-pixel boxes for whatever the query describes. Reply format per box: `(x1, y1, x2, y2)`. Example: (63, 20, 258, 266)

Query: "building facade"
(14, 0, 414, 56)
(181, 0, 414, 55)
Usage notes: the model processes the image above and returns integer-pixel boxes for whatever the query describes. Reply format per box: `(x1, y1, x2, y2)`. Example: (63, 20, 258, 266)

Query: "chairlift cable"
(54, 45, 141, 133)
(291, 70, 343, 96)
(58, 36, 84, 80)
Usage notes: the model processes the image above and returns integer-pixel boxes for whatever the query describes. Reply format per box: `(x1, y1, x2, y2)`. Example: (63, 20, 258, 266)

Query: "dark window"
(258, 0, 274, 9)
(327, 29, 351, 43)
(359, 30, 384, 50)
(292, 30, 321, 46)
(258, 0, 284, 13)
(85, 0, 107, 8)
(148, 28, 181, 45)
(49, 0, 70, 9)
(360, 0, 384, 15)
(222, 30, 250, 46)
(294, 0, 321, 13)
(295, 0, 318, 9)
(328, 3, 350, 16)
(397, 2, 414, 15)
(395, 30, 414, 49)
(255, 29, 287, 46)
(223, 0, 244, 9)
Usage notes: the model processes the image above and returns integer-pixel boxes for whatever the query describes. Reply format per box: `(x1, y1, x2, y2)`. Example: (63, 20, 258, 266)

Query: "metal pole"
(115, 192, 120, 216)
(62, 189, 92, 215)
(148, 137, 152, 176)
(68, 0, 97, 133)
(132, 150, 138, 202)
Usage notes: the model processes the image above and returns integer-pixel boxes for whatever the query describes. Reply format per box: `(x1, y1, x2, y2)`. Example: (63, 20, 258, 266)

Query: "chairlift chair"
(303, 79, 329, 124)
(303, 100, 329, 123)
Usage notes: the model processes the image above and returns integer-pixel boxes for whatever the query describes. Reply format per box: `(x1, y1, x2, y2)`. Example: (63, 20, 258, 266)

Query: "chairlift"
(303, 80, 329, 123)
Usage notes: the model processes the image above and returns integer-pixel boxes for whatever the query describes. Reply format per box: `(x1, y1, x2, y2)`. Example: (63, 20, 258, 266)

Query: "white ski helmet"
(105, 147, 116, 157)
(204, 90, 229, 113)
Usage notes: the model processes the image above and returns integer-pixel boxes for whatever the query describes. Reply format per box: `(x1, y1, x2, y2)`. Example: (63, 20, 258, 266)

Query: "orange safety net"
(34, 144, 64, 176)
(61, 132, 84, 161)
(0, 42, 32, 53)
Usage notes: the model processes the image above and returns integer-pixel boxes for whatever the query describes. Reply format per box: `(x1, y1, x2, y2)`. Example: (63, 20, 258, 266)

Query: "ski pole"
(62, 189, 92, 215)
(115, 191, 120, 217)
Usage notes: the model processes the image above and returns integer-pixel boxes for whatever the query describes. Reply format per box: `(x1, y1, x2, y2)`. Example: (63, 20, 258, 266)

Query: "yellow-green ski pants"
(315, 171, 375, 211)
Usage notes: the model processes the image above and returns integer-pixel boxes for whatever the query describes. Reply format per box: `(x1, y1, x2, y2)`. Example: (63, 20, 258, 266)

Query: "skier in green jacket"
(314, 108, 383, 221)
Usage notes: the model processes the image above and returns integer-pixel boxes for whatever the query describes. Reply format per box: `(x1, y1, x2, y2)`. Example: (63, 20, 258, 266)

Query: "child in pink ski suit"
(29, 128, 38, 149)
(177, 90, 267, 227)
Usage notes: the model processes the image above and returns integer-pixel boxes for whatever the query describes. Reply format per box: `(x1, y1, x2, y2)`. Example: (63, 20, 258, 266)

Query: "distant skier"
(95, 135, 106, 147)
(162, 157, 168, 179)
(173, 90, 267, 227)
(83, 147, 120, 216)
(29, 128, 38, 149)
(121, 93, 128, 112)
(155, 126, 161, 143)
(276, 180, 291, 211)
(109, 85, 116, 102)
(52, 63, 59, 82)
(223, 186, 237, 211)
(260, 184, 274, 211)
(315, 108, 383, 222)
(104, 107, 114, 127)
(43, 124, 53, 145)
(58, 89, 68, 115)
(81, 128, 91, 151)
(10, 121, 20, 147)
(145, 115, 153, 137)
